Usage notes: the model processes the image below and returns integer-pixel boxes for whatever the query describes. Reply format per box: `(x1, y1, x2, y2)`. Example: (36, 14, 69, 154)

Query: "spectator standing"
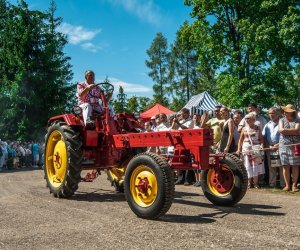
(0, 140, 4, 171)
(32, 142, 39, 167)
(6, 143, 15, 170)
(38, 143, 44, 167)
(204, 106, 225, 150)
(144, 122, 153, 132)
(155, 113, 171, 155)
(1, 140, 8, 169)
(233, 110, 243, 150)
(238, 103, 268, 185)
(193, 114, 201, 128)
(218, 107, 235, 153)
(238, 103, 268, 132)
(144, 121, 156, 153)
(17, 143, 26, 168)
(25, 145, 32, 168)
(193, 114, 202, 187)
(172, 108, 195, 185)
(155, 113, 170, 131)
(168, 114, 175, 125)
(172, 108, 193, 130)
(150, 115, 158, 130)
(263, 107, 284, 188)
(278, 104, 300, 192)
(237, 112, 264, 188)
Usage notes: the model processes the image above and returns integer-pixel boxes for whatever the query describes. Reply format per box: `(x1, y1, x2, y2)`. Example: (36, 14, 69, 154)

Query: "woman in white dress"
(237, 112, 264, 188)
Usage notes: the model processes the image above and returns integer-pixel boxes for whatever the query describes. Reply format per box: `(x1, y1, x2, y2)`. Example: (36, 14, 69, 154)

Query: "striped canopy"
(183, 91, 222, 115)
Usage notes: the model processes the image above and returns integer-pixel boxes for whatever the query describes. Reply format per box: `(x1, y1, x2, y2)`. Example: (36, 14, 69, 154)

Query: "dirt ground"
(0, 168, 299, 250)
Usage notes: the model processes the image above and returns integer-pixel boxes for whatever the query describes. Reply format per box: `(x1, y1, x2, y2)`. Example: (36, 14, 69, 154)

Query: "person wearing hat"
(77, 70, 103, 128)
(278, 104, 300, 192)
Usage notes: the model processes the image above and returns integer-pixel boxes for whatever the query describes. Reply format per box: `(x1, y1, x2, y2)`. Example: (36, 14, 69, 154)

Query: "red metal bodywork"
(113, 129, 213, 170)
(47, 87, 215, 172)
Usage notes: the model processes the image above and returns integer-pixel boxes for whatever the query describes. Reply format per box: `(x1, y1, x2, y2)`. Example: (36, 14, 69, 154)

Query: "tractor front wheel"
(44, 121, 83, 198)
(124, 152, 174, 219)
(201, 154, 247, 206)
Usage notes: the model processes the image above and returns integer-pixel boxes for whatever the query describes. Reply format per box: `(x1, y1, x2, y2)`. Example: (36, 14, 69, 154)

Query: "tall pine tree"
(0, 0, 73, 140)
(145, 32, 169, 106)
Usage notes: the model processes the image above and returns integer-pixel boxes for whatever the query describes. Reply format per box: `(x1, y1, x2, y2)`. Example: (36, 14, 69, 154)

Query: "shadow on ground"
(72, 189, 126, 203)
(69, 188, 285, 224)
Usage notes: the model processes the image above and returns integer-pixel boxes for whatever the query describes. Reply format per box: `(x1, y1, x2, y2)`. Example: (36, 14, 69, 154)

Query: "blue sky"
(10, 0, 192, 98)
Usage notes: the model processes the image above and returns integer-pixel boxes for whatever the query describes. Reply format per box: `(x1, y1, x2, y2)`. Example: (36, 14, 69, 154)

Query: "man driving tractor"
(76, 70, 103, 127)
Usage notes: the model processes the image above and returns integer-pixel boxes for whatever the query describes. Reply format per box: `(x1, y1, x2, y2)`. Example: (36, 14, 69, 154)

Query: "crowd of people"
(0, 141, 43, 171)
(136, 103, 300, 192)
(3, 69, 300, 193)
(1, 102, 299, 193)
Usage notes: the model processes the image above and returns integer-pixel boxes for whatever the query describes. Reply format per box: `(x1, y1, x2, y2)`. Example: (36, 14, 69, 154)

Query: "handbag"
(294, 144, 300, 157)
(252, 144, 264, 157)
(270, 151, 281, 168)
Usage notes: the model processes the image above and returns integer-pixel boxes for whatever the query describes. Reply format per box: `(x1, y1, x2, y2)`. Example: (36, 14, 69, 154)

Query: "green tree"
(168, 21, 205, 111)
(0, 0, 73, 140)
(126, 96, 139, 113)
(145, 32, 170, 106)
(185, 0, 300, 108)
(114, 86, 127, 113)
(138, 96, 152, 112)
(126, 96, 152, 113)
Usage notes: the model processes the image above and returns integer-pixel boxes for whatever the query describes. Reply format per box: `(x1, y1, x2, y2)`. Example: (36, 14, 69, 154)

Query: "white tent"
(183, 91, 222, 115)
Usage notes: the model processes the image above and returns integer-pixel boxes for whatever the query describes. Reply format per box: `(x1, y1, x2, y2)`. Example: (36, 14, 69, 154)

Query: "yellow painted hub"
(45, 130, 68, 188)
(207, 164, 235, 197)
(130, 165, 158, 208)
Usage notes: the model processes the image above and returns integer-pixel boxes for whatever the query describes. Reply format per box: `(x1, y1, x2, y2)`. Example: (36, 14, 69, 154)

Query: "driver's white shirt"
(77, 81, 102, 105)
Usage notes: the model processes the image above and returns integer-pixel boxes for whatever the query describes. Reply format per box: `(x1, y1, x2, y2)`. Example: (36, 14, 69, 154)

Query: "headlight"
(72, 106, 82, 115)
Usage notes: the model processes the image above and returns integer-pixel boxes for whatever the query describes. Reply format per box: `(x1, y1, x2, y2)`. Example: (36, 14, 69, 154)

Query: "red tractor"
(44, 82, 248, 219)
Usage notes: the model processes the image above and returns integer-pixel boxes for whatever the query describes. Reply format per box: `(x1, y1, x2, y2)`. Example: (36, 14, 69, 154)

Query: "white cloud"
(109, 77, 152, 94)
(106, 0, 163, 26)
(80, 42, 103, 53)
(58, 22, 101, 45)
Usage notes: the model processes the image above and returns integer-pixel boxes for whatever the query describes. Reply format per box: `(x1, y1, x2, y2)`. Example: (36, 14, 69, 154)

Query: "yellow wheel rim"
(130, 165, 158, 208)
(207, 164, 235, 197)
(45, 130, 68, 188)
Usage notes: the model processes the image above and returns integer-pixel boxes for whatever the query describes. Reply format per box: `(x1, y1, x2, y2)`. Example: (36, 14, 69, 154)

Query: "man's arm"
(78, 83, 96, 98)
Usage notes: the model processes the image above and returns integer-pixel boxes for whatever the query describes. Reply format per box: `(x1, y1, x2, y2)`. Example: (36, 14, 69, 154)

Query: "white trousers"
(79, 103, 102, 125)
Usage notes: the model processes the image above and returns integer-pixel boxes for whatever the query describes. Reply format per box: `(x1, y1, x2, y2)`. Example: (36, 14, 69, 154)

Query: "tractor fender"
(47, 114, 83, 127)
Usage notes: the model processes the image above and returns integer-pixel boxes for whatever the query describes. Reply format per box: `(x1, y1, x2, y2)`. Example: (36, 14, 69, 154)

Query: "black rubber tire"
(201, 154, 248, 206)
(44, 121, 83, 198)
(107, 169, 125, 193)
(124, 152, 174, 219)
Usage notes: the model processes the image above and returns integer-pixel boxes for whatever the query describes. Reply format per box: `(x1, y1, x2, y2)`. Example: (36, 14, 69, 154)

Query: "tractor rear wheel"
(44, 121, 83, 198)
(124, 152, 174, 219)
(201, 154, 247, 206)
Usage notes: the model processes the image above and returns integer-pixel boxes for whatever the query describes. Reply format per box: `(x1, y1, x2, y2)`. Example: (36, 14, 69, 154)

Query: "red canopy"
(140, 104, 175, 119)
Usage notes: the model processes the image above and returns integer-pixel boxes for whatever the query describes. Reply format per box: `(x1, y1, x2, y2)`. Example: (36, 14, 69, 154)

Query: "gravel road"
(0, 168, 299, 250)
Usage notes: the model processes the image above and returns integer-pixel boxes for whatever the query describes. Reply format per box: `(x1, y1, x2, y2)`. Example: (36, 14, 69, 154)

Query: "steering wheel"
(97, 82, 114, 99)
